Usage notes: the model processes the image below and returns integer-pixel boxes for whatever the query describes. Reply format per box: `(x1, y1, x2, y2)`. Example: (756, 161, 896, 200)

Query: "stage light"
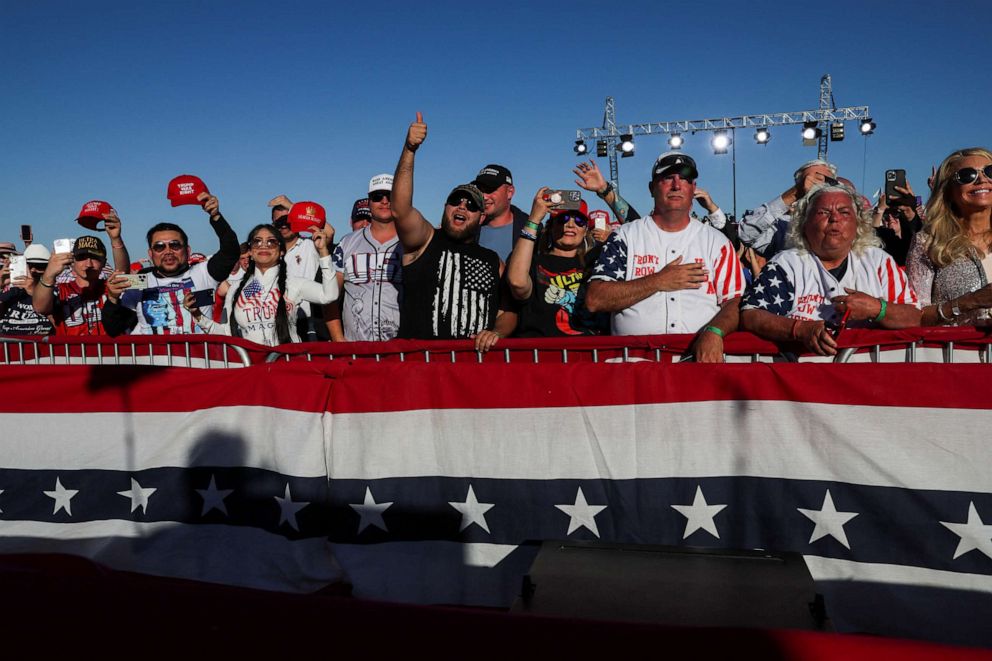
(618, 133, 635, 158)
(802, 121, 821, 146)
(859, 118, 876, 135)
(754, 127, 770, 144)
(668, 133, 684, 149)
(711, 130, 730, 155)
(830, 122, 845, 142)
(574, 139, 588, 155)
(596, 140, 608, 157)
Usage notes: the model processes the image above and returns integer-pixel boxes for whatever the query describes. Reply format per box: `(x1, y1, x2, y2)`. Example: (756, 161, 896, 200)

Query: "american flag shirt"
(741, 247, 919, 324)
(589, 217, 744, 335)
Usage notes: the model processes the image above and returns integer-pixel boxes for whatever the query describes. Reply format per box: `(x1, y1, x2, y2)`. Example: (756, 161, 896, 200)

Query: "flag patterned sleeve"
(877, 255, 920, 307)
(332, 243, 345, 272)
(590, 233, 628, 282)
(712, 240, 745, 303)
(740, 260, 796, 316)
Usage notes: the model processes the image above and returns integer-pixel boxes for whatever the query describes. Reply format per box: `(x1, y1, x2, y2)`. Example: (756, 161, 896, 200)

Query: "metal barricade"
(0, 337, 252, 368)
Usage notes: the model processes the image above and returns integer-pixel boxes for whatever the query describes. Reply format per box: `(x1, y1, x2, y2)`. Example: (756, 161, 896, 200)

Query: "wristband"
(874, 298, 887, 323)
(519, 230, 537, 242)
(39, 278, 54, 288)
(936, 302, 949, 322)
(703, 325, 725, 338)
(524, 221, 541, 231)
(597, 182, 614, 198)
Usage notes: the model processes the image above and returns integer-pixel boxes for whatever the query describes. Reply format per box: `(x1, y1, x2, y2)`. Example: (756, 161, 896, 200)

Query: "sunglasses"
(552, 213, 589, 228)
(951, 165, 992, 185)
(250, 237, 280, 249)
(151, 240, 185, 253)
(369, 190, 391, 203)
(445, 195, 481, 213)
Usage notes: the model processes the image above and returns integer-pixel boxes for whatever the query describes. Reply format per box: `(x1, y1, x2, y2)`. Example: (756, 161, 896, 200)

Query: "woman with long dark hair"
(185, 223, 337, 345)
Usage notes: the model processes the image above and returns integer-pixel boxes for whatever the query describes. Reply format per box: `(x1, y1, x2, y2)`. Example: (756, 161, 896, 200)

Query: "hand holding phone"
(542, 189, 583, 211)
(885, 169, 907, 199)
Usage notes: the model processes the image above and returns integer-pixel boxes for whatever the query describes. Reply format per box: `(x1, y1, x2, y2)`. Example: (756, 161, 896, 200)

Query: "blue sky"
(2, 0, 990, 255)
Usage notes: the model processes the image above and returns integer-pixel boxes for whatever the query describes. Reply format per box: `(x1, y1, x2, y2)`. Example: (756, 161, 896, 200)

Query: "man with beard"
(391, 112, 513, 344)
(114, 192, 240, 334)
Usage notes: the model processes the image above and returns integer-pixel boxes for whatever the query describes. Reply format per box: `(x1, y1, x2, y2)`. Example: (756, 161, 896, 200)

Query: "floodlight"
(802, 121, 821, 146)
(596, 140, 608, 157)
(859, 118, 876, 135)
(618, 133, 635, 158)
(830, 122, 845, 142)
(711, 130, 730, 155)
(754, 128, 770, 144)
(574, 139, 588, 155)
(668, 133, 684, 149)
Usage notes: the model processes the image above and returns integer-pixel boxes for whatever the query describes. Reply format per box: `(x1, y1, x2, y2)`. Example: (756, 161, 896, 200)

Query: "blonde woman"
(907, 148, 992, 325)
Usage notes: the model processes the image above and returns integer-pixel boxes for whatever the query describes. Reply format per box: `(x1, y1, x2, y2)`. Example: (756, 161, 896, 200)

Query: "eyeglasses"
(445, 195, 481, 213)
(951, 165, 992, 185)
(151, 240, 185, 253)
(369, 190, 391, 203)
(250, 237, 280, 249)
(552, 213, 589, 228)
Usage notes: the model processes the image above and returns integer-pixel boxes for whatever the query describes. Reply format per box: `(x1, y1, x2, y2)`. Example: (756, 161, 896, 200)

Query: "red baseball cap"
(76, 200, 113, 231)
(550, 199, 591, 224)
(288, 201, 327, 235)
(167, 174, 210, 207)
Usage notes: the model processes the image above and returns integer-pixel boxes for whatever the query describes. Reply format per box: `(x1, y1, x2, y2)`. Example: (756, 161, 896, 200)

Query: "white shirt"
(284, 237, 321, 316)
(590, 216, 744, 335)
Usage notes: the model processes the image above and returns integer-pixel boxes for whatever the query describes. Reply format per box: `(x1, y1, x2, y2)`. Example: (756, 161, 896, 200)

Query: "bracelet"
(703, 325, 725, 338)
(936, 302, 950, 322)
(518, 230, 537, 242)
(39, 278, 54, 288)
(524, 221, 541, 231)
(597, 182, 614, 198)
(874, 298, 887, 323)
(790, 319, 801, 340)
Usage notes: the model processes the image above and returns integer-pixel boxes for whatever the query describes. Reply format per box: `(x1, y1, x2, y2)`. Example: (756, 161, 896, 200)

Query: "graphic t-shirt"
(0, 288, 54, 335)
(515, 252, 605, 337)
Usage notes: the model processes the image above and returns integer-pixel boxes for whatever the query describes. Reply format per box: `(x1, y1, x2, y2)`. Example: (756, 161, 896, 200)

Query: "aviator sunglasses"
(445, 194, 481, 213)
(951, 165, 992, 186)
(250, 237, 280, 249)
(151, 240, 185, 253)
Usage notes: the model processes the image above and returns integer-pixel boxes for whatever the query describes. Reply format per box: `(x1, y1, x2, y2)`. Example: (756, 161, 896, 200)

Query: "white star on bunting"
(555, 487, 607, 537)
(448, 484, 494, 533)
(798, 489, 859, 549)
(274, 483, 309, 532)
(196, 475, 234, 516)
(116, 478, 157, 514)
(940, 502, 992, 560)
(44, 477, 79, 516)
(672, 485, 727, 539)
(351, 486, 393, 534)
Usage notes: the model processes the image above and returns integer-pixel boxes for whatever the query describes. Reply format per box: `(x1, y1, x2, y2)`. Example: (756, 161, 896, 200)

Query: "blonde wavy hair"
(923, 147, 992, 268)
(786, 183, 881, 255)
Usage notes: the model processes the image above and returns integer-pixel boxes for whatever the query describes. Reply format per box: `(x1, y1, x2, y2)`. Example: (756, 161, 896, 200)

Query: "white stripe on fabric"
(328, 401, 992, 492)
(805, 555, 992, 594)
(2, 406, 328, 476)
(0, 520, 343, 593)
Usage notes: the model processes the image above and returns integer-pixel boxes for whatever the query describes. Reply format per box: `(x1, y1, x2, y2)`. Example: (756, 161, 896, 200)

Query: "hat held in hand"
(167, 174, 210, 207)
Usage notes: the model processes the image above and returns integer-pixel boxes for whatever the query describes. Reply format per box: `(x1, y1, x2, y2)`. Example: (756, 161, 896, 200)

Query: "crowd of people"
(2, 113, 990, 360)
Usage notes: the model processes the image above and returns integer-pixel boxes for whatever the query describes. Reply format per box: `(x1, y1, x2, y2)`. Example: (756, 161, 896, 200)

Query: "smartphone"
(544, 189, 583, 211)
(123, 273, 149, 290)
(9, 255, 27, 280)
(192, 288, 215, 308)
(885, 169, 907, 198)
(20, 225, 32, 242)
(53, 238, 74, 254)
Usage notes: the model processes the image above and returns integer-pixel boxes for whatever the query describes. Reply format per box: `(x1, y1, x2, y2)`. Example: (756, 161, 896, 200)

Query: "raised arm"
(574, 160, 639, 222)
(103, 209, 131, 272)
(392, 111, 434, 259)
(199, 193, 241, 282)
(506, 188, 553, 301)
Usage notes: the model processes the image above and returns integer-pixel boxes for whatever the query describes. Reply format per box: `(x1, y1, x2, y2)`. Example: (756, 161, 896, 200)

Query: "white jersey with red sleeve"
(740, 247, 919, 325)
(589, 216, 744, 335)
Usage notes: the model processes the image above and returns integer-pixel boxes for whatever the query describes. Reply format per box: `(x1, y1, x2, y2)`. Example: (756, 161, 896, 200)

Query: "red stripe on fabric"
(885, 258, 896, 301)
(716, 245, 730, 297)
(0, 363, 342, 413)
(326, 362, 992, 413)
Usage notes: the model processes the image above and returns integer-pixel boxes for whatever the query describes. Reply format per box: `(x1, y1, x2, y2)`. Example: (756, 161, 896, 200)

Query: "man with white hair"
(739, 159, 838, 258)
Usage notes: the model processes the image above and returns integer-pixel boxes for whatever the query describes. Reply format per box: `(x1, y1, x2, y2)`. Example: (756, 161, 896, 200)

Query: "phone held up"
(885, 169, 907, 199)
(543, 189, 583, 211)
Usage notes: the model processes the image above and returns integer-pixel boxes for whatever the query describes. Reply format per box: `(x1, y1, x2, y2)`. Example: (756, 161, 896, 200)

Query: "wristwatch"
(951, 302, 962, 317)
(597, 182, 613, 198)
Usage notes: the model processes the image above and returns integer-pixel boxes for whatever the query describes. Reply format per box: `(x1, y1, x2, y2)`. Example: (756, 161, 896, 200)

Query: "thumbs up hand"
(406, 111, 427, 152)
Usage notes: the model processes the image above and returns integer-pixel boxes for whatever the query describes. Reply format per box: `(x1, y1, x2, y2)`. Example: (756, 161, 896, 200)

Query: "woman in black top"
(506, 188, 606, 336)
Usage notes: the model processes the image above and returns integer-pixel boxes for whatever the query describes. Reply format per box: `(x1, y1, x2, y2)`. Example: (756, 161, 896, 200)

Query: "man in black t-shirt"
(0, 244, 55, 335)
(391, 112, 515, 349)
